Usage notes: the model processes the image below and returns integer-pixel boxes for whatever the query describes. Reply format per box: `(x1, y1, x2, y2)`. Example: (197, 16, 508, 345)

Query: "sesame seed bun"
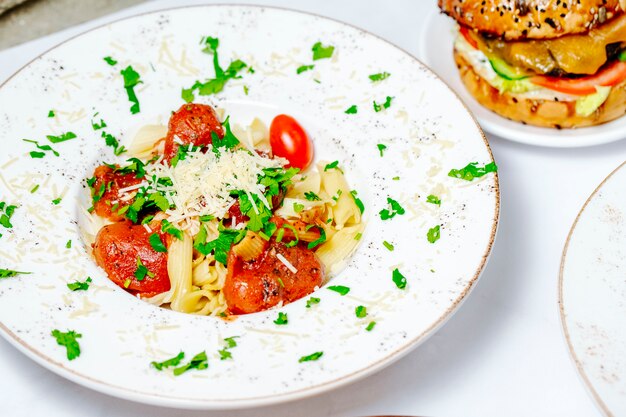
(454, 49, 626, 128)
(439, 0, 626, 40)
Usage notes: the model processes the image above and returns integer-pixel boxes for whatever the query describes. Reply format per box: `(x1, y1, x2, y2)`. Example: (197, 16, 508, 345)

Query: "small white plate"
(418, 6, 626, 148)
(560, 161, 626, 416)
(0, 5, 498, 409)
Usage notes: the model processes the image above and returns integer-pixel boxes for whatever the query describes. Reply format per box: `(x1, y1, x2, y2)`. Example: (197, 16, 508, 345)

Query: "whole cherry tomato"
(269, 114, 313, 170)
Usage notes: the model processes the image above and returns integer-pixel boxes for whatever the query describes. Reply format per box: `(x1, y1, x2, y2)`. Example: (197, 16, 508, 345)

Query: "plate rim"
(0, 3, 500, 409)
(417, 6, 626, 149)
(558, 160, 626, 417)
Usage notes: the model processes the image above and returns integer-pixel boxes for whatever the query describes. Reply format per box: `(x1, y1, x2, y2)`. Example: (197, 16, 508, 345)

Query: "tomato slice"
(531, 61, 626, 96)
(460, 26, 479, 50)
(269, 114, 313, 170)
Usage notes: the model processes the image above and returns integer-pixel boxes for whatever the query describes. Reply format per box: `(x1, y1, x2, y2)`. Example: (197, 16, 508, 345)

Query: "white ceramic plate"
(560, 161, 626, 416)
(418, 6, 626, 148)
(0, 5, 499, 409)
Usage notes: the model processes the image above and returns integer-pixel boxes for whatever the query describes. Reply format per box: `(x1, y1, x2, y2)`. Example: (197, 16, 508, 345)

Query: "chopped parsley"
(173, 351, 208, 376)
(274, 312, 288, 325)
(120, 65, 142, 114)
(100, 130, 126, 155)
(373, 96, 393, 112)
(328, 285, 350, 295)
(305, 191, 321, 201)
(103, 56, 117, 66)
(293, 202, 305, 213)
(426, 195, 441, 206)
(369, 72, 391, 82)
(350, 190, 365, 214)
(30, 184, 40, 193)
(312, 42, 334, 60)
(218, 348, 232, 360)
(379, 197, 405, 220)
(51, 329, 82, 360)
(22, 139, 59, 158)
(377, 143, 387, 157)
(355, 305, 367, 318)
(243, 85, 249, 95)
(427, 225, 441, 243)
(182, 36, 248, 102)
(134, 257, 155, 281)
(324, 160, 340, 172)
(392, 268, 407, 289)
(151, 352, 185, 370)
(194, 225, 245, 265)
(365, 321, 376, 331)
(345, 105, 358, 114)
(91, 117, 107, 130)
(382, 241, 394, 251)
(448, 162, 498, 181)
(299, 351, 323, 363)
(223, 336, 238, 348)
(67, 277, 92, 291)
(65, 239, 72, 248)
(306, 225, 326, 249)
(47, 110, 55, 118)
(392, 176, 400, 181)
(306, 297, 320, 308)
(0, 269, 30, 278)
(149, 233, 167, 253)
(161, 219, 183, 240)
(46, 131, 76, 144)
(217, 336, 238, 360)
(51, 197, 62, 205)
(297, 64, 315, 74)
(0, 201, 17, 235)
(354, 232, 362, 241)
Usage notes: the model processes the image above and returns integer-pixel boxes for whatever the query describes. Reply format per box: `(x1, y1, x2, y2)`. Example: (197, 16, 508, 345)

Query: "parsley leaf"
(379, 197, 405, 220)
(173, 351, 208, 376)
(369, 72, 391, 82)
(22, 139, 59, 158)
(312, 42, 334, 60)
(120, 65, 142, 114)
(51, 329, 82, 360)
(377, 143, 387, 157)
(0, 202, 17, 232)
(373, 96, 393, 112)
(103, 56, 117, 66)
(218, 348, 232, 360)
(195, 225, 245, 265)
(427, 225, 441, 243)
(151, 352, 185, 370)
(355, 305, 367, 318)
(293, 202, 305, 213)
(365, 321, 376, 331)
(327, 285, 350, 295)
(161, 219, 183, 240)
(0, 269, 30, 278)
(51, 197, 62, 205)
(67, 277, 92, 291)
(299, 351, 323, 363)
(448, 162, 497, 181)
(345, 105, 358, 114)
(382, 241, 394, 251)
(65, 240, 72, 248)
(47, 110, 55, 118)
(324, 160, 340, 171)
(149, 233, 167, 253)
(297, 64, 315, 74)
(46, 131, 76, 144)
(223, 336, 238, 348)
(134, 257, 155, 281)
(392, 268, 407, 289)
(274, 312, 288, 325)
(350, 190, 365, 214)
(304, 191, 321, 201)
(306, 297, 320, 308)
(307, 225, 326, 249)
(211, 116, 240, 151)
(426, 195, 441, 206)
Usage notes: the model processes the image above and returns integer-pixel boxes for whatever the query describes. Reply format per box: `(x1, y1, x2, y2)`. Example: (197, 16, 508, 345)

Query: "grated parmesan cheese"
(276, 253, 297, 274)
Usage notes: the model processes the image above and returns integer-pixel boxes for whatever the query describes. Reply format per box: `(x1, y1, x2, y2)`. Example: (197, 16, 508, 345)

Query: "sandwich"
(439, 0, 626, 128)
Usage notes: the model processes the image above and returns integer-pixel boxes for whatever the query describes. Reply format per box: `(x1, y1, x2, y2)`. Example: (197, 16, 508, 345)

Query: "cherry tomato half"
(269, 114, 313, 170)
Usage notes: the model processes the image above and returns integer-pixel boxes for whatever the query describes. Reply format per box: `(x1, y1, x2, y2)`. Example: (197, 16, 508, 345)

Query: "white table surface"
(1, 1, 624, 416)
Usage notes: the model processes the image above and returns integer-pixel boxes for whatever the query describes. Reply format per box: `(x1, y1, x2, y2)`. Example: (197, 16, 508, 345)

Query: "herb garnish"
(103, 56, 117, 66)
(67, 277, 92, 291)
(365, 321, 376, 331)
(120, 65, 142, 114)
(65, 239, 72, 248)
(382, 241, 394, 251)
(299, 351, 323, 363)
(151, 352, 185, 370)
(46, 131, 76, 144)
(47, 110, 55, 118)
(161, 219, 183, 240)
(149, 233, 167, 253)
(274, 312, 288, 325)
(312, 42, 334, 60)
(355, 305, 367, 318)
(328, 285, 350, 295)
(304, 191, 321, 201)
(448, 162, 497, 181)
(22, 139, 59, 158)
(173, 351, 208, 376)
(426, 195, 441, 206)
(306, 225, 326, 249)
(379, 197, 405, 220)
(392, 268, 407, 289)
(297, 64, 315, 74)
(350, 190, 365, 214)
(0, 269, 30, 278)
(52, 197, 62, 205)
(324, 160, 340, 172)
(369, 72, 391, 82)
(30, 184, 40, 193)
(306, 297, 320, 308)
(377, 143, 387, 157)
(134, 257, 155, 281)
(373, 96, 393, 112)
(345, 105, 358, 114)
(0, 202, 17, 236)
(427, 225, 441, 243)
(51, 329, 82, 360)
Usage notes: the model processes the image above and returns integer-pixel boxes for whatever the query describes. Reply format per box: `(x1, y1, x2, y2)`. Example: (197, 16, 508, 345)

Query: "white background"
(1, 1, 623, 416)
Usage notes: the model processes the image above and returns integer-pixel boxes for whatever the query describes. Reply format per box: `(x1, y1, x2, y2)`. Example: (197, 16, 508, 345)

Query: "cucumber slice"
(489, 57, 529, 81)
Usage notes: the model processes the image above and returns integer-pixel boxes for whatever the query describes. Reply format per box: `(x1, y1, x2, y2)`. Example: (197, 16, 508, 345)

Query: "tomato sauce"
(93, 222, 170, 297)
(163, 103, 224, 162)
(223, 241, 324, 314)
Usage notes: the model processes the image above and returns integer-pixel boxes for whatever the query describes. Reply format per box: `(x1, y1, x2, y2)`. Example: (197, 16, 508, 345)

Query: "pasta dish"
(85, 103, 364, 316)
